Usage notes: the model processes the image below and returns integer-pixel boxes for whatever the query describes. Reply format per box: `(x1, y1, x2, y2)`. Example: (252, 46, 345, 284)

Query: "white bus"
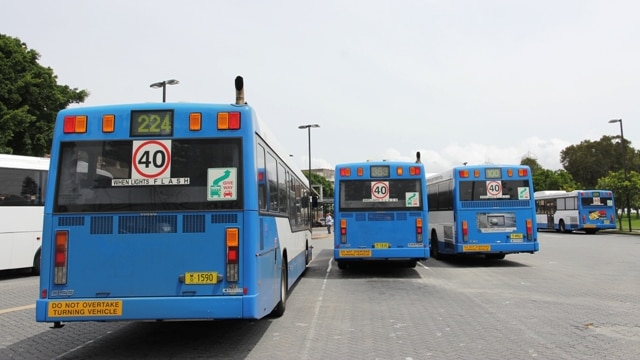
(0, 154, 49, 274)
(534, 190, 617, 233)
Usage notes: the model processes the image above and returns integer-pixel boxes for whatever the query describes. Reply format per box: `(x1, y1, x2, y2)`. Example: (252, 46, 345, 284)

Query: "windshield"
(54, 139, 243, 213)
(338, 179, 423, 211)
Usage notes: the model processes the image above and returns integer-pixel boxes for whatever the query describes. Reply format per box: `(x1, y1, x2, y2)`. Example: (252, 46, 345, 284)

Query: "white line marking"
(300, 257, 332, 360)
(0, 304, 35, 315)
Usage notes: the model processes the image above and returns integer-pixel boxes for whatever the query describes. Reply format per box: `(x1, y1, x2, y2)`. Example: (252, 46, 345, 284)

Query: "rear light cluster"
(63, 112, 242, 134)
(339, 219, 347, 244)
(416, 218, 423, 243)
(54, 231, 68, 285)
(461, 221, 469, 242)
(226, 228, 239, 282)
(526, 219, 533, 240)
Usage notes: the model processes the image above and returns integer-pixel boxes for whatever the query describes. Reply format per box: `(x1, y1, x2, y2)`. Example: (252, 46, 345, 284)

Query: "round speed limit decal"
(132, 140, 171, 179)
(486, 180, 502, 197)
(371, 181, 390, 200)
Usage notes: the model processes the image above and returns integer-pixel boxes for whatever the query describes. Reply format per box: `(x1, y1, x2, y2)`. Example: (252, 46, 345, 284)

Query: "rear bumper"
(334, 246, 429, 261)
(35, 295, 258, 323)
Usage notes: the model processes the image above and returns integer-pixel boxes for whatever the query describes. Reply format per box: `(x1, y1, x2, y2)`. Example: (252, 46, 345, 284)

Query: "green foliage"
(560, 135, 628, 188)
(0, 34, 88, 156)
(521, 156, 579, 191)
(305, 171, 334, 198)
(596, 170, 640, 216)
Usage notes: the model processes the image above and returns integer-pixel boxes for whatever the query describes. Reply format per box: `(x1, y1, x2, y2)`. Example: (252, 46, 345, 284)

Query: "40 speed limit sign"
(132, 140, 171, 179)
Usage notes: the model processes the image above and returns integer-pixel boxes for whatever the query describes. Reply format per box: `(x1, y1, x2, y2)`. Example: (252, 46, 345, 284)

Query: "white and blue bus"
(36, 76, 312, 327)
(427, 164, 539, 260)
(0, 154, 48, 274)
(534, 190, 617, 233)
(333, 159, 429, 269)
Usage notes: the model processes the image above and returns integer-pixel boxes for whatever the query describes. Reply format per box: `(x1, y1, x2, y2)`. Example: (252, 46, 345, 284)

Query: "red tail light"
(54, 231, 68, 285)
(340, 219, 347, 244)
(226, 228, 239, 282)
(416, 218, 423, 243)
(462, 221, 468, 241)
(526, 219, 533, 240)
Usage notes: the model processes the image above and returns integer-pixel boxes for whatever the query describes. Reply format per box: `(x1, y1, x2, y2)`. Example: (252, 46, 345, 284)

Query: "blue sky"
(3, 0, 639, 173)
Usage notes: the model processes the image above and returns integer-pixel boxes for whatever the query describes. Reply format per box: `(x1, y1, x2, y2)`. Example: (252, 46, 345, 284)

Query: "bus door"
(545, 200, 556, 229)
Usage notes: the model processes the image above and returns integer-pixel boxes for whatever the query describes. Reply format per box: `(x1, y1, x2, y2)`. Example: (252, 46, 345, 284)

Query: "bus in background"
(0, 154, 48, 274)
(333, 156, 429, 269)
(427, 164, 538, 260)
(534, 190, 616, 234)
(36, 76, 312, 327)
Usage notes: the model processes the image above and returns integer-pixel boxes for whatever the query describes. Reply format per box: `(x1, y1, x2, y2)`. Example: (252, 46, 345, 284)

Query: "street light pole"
(298, 124, 320, 230)
(609, 119, 632, 232)
(150, 79, 180, 102)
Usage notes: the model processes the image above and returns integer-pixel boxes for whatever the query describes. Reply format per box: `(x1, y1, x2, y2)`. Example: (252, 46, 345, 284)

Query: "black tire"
(337, 261, 347, 270)
(32, 249, 41, 276)
(270, 262, 288, 318)
(407, 260, 417, 268)
(430, 231, 442, 260)
(305, 241, 311, 266)
(559, 220, 568, 233)
(485, 253, 506, 260)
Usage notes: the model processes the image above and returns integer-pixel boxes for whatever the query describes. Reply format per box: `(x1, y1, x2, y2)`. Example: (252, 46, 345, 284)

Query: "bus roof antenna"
(415, 151, 422, 164)
(235, 76, 245, 105)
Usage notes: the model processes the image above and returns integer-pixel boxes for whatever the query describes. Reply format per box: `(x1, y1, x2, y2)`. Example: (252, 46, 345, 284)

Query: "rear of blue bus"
(35, 103, 278, 324)
(453, 166, 538, 258)
(578, 190, 617, 233)
(333, 162, 429, 269)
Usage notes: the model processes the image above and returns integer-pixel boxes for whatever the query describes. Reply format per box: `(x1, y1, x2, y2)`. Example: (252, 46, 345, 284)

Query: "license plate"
(584, 224, 596, 228)
(185, 272, 218, 284)
(463, 245, 491, 252)
(510, 233, 523, 242)
(374, 242, 390, 249)
(339, 249, 372, 257)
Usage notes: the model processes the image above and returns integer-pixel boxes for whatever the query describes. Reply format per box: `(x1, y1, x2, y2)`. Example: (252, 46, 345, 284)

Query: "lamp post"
(608, 119, 632, 232)
(150, 79, 179, 102)
(298, 124, 320, 229)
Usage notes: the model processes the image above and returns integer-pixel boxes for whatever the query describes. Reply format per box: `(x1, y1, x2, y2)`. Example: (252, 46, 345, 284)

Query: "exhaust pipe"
(235, 76, 244, 105)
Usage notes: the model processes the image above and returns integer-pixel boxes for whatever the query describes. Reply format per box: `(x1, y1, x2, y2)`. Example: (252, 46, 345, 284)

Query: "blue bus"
(36, 76, 312, 327)
(427, 165, 539, 260)
(534, 190, 617, 233)
(333, 159, 429, 269)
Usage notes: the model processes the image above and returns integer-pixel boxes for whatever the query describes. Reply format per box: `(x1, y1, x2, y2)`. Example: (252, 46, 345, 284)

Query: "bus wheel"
(337, 261, 347, 270)
(32, 249, 41, 276)
(407, 260, 417, 268)
(305, 241, 311, 265)
(485, 253, 505, 260)
(270, 262, 288, 317)
(430, 232, 442, 260)
(559, 220, 568, 233)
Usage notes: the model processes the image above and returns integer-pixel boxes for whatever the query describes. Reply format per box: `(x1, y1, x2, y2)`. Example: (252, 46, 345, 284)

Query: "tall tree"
(559, 135, 630, 188)
(0, 34, 88, 156)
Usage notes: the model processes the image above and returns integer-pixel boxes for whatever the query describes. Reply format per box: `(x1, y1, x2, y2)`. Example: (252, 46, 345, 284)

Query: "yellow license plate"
(339, 249, 372, 257)
(374, 243, 390, 249)
(185, 272, 218, 284)
(584, 224, 596, 228)
(48, 300, 123, 317)
(463, 245, 491, 252)
(510, 233, 523, 239)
